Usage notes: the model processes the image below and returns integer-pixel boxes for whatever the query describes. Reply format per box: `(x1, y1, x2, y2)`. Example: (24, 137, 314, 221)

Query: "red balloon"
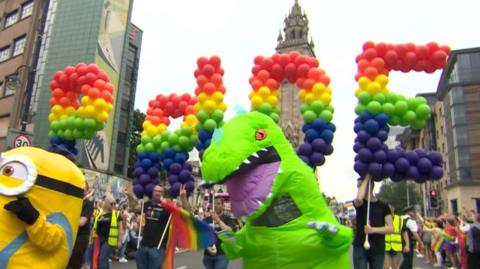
(197, 57, 209, 68)
(357, 59, 370, 72)
(100, 91, 113, 103)
(104, 83, 114, 94)
(64, 66, 75, 75)
(319, 75, 330, 86)
(439, 45, 451, 55)
(265, 78, 279, 90)
(76, 76, 86, 89)
(211, 74, 223, 88)
(65, 91, 76, 100)
(194, 87, 201, 95)
(432, 50, 448, 69)
(384, 50, 398, 68)
(271, 53, 281, 64)
(406, 43, 416, 52)
(404, 52, 417, 68)
(394, 44, 407, 57)
(52, 88, 65, 98)
(58, 73, 68, 87)
(76, 64, 88, 75)
(49, 97, 58, 106)
(196, 75, 208, 87)
(284, 63, 297, 82)
(375, 42, 388, 56)
(81, 85, 91, 95)
(307, 58, 319, 68)
(178, 101, 188, 112)
(50, 80, 60, 91)
(261, 57, 274, 71)
(161, 117, 170, 126)
(148, 100, 159, 108)
(165, 102, 174, 115)
(217, 67, 224, 76)
(250, 79, 263, 91)
(87, 64, 99, 74)
(218, 85, 226, 94)
(257, 70, 270, 82)
(97, 71, 108, 82)
(296, 78, 305, 88)
(189, 96, 197, 105)
(303, 79, 315, 91)
(193, 70, 200, 77)
(364, 67, 378, 80)
(289, 51, 300, 62)
(279, 54, 290, 67)
(294, 55, 308, 67)
(354, 73, 361, 81)
(152, 108, 163, 117)
(85, 73, 97, 86)
(148, 116, 161, 125)
(362, 41, 375, 51)
(415, 45, 428, 60)
(185, 105, 195, 115)
(146, 108, 153, 116)
(202, 64, 215, 77)
(53, 71, 64, 82)
(93, 80, 106, 91)
(363, 48, 377, 60)
(413, 60, 426, 72)
(251, 65, 261, 76)
(59, 97, 71, 107)
(181, 93, 191, 102)
(271, 64, 284, 81)
(209, 55, 221, 68)
(254, 55, 264, 65)
(297, 64, 310, 78)
(426, 42, 439, 54)
(371, 57, 385, 71)
(203, 82, 216, 94)
(308, 68, 322, 81)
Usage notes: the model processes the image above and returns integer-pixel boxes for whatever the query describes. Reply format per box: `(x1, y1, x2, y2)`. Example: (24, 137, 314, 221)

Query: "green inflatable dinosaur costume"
(201, 112, 352, 269)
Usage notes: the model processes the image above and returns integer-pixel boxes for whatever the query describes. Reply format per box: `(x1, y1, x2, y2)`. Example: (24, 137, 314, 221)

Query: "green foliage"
(376, 180, 421, 212)
(127, 109, 146, 178)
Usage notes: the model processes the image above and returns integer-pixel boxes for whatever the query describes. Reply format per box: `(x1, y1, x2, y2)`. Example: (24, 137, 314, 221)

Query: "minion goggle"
(0, 153, 83, 198)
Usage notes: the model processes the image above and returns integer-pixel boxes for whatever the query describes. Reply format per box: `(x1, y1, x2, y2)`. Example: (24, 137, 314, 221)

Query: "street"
(110, 250, 436, 269)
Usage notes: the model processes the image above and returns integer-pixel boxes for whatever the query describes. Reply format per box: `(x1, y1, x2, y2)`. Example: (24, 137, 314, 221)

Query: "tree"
(127, 109, 145, 178)
(377, 180, 421, 212)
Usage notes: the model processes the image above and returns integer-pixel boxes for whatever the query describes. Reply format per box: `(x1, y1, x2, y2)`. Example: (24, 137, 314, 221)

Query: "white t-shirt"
(403, 215, 418, 233)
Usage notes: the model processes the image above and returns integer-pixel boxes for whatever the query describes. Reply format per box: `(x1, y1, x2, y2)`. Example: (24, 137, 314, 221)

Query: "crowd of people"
(346, 176, 480, 269)
(66, 183, 242, 269)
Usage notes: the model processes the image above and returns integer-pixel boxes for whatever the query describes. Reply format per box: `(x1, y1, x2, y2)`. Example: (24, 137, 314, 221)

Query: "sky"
(131, 0, 480, 201)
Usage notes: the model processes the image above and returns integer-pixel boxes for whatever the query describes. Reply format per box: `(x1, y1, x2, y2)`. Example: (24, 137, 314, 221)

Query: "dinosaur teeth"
(267, 192, 272, 199)
(243, 159, 251, 164)
(260, 148, 268, 152)
(277, 168, 283, 174)
(251, 153, 259, 158)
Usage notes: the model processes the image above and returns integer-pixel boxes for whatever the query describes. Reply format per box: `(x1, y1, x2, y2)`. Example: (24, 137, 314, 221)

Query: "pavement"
(110, 250, 439, 269)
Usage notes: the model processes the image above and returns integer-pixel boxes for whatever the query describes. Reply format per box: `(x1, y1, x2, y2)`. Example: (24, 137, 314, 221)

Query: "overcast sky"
(131, 0, 480, 201)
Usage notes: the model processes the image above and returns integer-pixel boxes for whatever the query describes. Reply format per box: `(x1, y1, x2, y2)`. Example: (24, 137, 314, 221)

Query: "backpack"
(471, 226, 480, 254)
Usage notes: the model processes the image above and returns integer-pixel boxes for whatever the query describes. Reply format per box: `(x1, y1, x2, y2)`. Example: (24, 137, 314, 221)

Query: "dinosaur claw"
(308, 221, 338, 235)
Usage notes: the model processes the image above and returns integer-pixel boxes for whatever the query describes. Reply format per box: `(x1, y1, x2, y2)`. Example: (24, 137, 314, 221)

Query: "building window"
(12, 36, 26, 57)
(3, 74, 17, 97)
(0, 46, 10, 62)
(4, 10, 18, 27)
(21, 1, 34, 19)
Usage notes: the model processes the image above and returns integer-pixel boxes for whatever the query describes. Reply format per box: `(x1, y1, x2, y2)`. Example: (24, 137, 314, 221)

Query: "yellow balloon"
(77, 107, 85, 117)
(143, 120, 152, 130)
(367, 82, 381, 95)
(258, 86, 271, 98)
(94, 98, 107, 110)
(251, 96, 263, 109)
(355, 88, 362, 97)
(312, 83, 325, 95)
(198, 93, 207, 103)
(194, 103, 201, 113)
(272, 90, 280, 98)
(59, 115, 69, 120)
(320, 93, 332, 105)
(96, 112, 109, 123)
(382, 87, 389, 94)
(375, 74, 389, 87)
(324, 87, 332, 95)
(203, 100, 216, 113)
(85, 105, 95, 117)
(248, 91, 255, 99)
(266, 96, 278, 107)
(219, 102, 227, 112)
(105, 103, 113, 113)
(186, 114, 197, 125)
(298, 89, 306, 100)
(51, 105, 63, 115)
(81, 96, 92, 106)
(304, 93, 315, 104)
(358, 76, 371, 90)
(65, 107, 75, 116)
(48, 113, 56, 122)
(157, 124, 167, 133)
(212, 92, 224, 103)
(146, 125, 157, 137)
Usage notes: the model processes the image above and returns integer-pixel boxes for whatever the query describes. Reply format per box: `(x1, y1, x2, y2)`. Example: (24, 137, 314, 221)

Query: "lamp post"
(6, 64, 36, 133)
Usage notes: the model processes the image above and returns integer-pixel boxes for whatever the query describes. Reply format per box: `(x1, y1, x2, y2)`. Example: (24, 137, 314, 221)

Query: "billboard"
(82, 168, 131, 201)
(78, 0, 131, 171)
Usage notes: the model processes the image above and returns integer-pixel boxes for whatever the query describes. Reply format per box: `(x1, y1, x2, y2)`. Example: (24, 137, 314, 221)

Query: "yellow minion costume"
(0, 147, 85, 269)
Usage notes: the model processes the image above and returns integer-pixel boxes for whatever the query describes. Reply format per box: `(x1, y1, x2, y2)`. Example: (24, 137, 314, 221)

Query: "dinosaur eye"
(255, 129, 267, 140)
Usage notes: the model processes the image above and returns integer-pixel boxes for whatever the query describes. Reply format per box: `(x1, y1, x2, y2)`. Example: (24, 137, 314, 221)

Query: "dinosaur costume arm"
(218, 227, 246, 259)
(26, 215, 65, 252)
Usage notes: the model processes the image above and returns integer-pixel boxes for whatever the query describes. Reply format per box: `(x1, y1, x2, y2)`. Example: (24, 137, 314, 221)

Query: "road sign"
(13, 134, 31, 148)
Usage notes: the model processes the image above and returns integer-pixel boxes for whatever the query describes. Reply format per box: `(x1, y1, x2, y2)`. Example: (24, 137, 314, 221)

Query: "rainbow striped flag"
(160, 200, 216, 269)
(432, 236, 444, 252)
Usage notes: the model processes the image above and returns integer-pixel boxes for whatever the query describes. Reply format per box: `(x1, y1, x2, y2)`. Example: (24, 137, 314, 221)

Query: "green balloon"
(145, 142, 155, 152)
(326, 105, 335, 113)
(195, 122, 203, 132)
(389, 115, 401, 126)
(161, 141, 170, 151)
(59, 119, 67, 130)
(168, 133, 179, 145)
(179, 136, 190, 148)
(64, 129, 73, 140)
(274, 107, 281, 114)
(319, 110, 333, 122)
(358, 92, 372, 106)
(190, 134, 198, 144)
(382, 103, 395, 116)
(269, 113, 280, 123)
(396, 95, 406, 102)
(300, 104, 309, 114)
(181, 126, 193, 136)
(395, 101, 408, 116)
(385, 92, 397, 104)
(197, 111, 209, 123)
(57, 130, 64, 138)
(355, 104, 366, 115)
(141, 135, 152, 145)
(50, 121, 60, 131)
(173, 145, 182, 152)
(373, 93, 386, 104)
(415, 96, 427, 105)
(310, 101, 325, 114)
(203, 119, 217, 132)
(211, 109, 224, 123)
(259, 103, 273, 115)
(416, 104, 431, 120)
(303, 110, 316, 124)
(74, 118, 83, 129)
(84, 118, 96, 130)
(152, 135, 162, 147)
(66, 118, 75, 129)
(95, 122, 104, 131)
(366, 101, 382, 115)
(402, 110, 417, 124)
(412, 119, 425, 130)
(84, 130, 95, 139)
(48, 130, 55, 137)
(161, 131, 171, 141)
(407, 98, 417, 110)
(136, 144, 144, 152)
(73, 129, 84, 139)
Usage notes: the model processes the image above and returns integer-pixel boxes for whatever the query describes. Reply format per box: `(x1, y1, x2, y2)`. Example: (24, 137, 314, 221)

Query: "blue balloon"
(358, 148, 373, 163)
(353, 142, 363, 153)
(320, 130, 334, 144)
(302, 124, 313, 133)
(366, 137, 382, 151)
(49, 136, 62, 145)
(169, 163, 182, 174)
(195, 141, 204, 150)
(375, 113, 389, 126)
(174, 152, 188, 164)
(304, 129, 320, 143)
(148, 152, 160, 163)
(183, 163, 193, 171)
(165, 148, 176, 158)
(364, 119, 380, 135)
(354, 161, 367, 176)
(354, 122, 363, 133)
(359, 111, 373, 123)
(312, 119, 327, 132)
(377, 130, 388, 142)
(327, 123, 336, 132)
(141, 158, 153, 169)
(163, 158, 173, 170)
(198, 129, 212, 141)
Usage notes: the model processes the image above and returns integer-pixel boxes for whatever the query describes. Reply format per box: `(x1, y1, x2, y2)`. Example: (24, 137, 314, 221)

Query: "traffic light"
(429, 190, 438, 208)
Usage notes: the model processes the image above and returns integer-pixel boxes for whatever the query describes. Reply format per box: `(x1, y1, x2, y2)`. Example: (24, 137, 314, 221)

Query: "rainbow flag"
(432, 236, 444, 252)
(160, 200, 216, 269)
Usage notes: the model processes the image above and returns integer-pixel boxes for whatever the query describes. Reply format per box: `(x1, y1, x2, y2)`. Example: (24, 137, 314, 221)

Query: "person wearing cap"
(400, 206, 424, 269)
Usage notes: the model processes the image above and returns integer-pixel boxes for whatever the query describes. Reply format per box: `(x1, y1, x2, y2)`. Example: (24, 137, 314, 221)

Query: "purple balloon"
(311, 139, 327, 153)
(169, 182, 182, 197)
(299, 142, 313, 156)
(429, 166, 443, 180)
(405, 151, 419, 165)
(377, 130, 388, 142)
(406, 166, 420, 180)
(358, 148, 373, 163)
(139, 174, 152, 185)
(354, 161, 367, 176)
(299, 155, 310, 164)
(387, 149, 401, 163)
(368, 162, 383, 177)
(179, 169, 192, 183)
(353, 142, 363, 153)
(168, 174, 179, 185)
(391, 173, 404, 182)
(151, 177, 160, 185)
(417, 157, 433, 173)
(185, 181, 195, 193)
(415, 149, 428, 159)
(395, 157, 410, 173)
(134, 167, 145, 177)
(148, 167, 159, 178)
(169, 163, 182, 175)
(324, 144, 334, 155)
(382, 163, 395, 177)
(145, 183, 155, 198)
(310, 152, 326, 166)
(133, 184, 144, 198)
(374, 150, 387, 163)
(366, 137, 382, 151)
(428, 152, 443, 166)
(183, 163, 193, 171)
(357, 131, 370, 144)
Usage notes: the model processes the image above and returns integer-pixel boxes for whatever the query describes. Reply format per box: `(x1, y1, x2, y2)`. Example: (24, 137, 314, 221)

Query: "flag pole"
(157, 214, 172, 249)
(137, 199, 145, 249)
(363, 174, 371, 250)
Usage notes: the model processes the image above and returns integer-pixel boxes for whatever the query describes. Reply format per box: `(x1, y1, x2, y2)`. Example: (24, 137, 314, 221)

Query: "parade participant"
(465, 214, 480, 269)
(399, 206, 424, 269)
(92, 196, 123, 269)
(202, 197, 237, 269)
(201, 112, 353, 269)
(353, 177, 393, 269)
(0, 147, 85, 268)
(384, 203, 409, 269)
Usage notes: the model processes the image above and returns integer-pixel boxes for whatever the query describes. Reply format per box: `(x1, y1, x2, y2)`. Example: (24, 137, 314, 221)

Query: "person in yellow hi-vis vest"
(384, 203, 410, 269)
(92, 196, 124, 269)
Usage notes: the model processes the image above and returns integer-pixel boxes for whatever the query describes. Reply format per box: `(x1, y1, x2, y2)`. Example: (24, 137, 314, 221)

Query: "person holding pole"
(353, 175, 394, 269)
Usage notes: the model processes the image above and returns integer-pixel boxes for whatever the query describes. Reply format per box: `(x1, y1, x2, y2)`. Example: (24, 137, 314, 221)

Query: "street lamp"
(6, 64, 36, 133)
